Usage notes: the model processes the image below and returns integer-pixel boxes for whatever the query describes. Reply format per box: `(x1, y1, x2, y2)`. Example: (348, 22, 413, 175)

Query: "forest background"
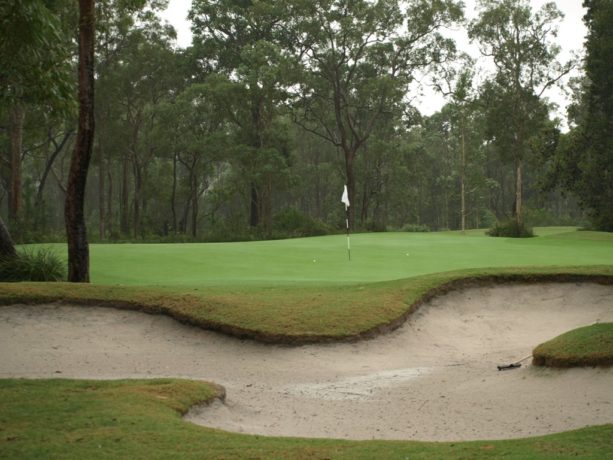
(1, 0, 612, 245)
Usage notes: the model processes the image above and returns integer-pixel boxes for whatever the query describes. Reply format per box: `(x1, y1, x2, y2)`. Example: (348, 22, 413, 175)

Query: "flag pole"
(341, 185, 351, 261)
(345, 205, 351, 261)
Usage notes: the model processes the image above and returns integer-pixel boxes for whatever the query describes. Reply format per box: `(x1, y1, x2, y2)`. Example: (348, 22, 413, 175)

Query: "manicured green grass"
(1, 378, 612, 460)
(25, 227, 613, 287)
(533, 323, 613, 368)
(6, 228, 613, 458)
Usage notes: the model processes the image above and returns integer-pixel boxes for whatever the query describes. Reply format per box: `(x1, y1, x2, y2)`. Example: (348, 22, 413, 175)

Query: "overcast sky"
(158, 0, 587, 121)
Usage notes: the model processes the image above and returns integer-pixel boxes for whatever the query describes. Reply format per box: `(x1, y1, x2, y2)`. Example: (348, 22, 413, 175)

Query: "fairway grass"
(1, 379, 612, 460)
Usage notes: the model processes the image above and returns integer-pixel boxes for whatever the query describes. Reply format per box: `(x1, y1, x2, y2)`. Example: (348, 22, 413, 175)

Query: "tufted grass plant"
(0, 247, 66, 282)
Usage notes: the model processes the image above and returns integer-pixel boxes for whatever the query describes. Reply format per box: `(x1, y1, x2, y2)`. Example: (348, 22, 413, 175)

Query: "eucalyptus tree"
(154, 82, 227, 237)
(95, 15, 178, 238)
(469, 0, 572, 230)
(65, 0, 95, 282)
(95, 0, 173, 239)
(0, 0, 75, 224)
(552, 0, 613, 230)
(290, 0, 463, 228)
(433, 57, 477, 231)
(189, 0, 296, 231)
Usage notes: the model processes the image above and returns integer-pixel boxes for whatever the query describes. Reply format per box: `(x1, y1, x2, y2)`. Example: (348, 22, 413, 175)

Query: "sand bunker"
(1, 282, 612, 441)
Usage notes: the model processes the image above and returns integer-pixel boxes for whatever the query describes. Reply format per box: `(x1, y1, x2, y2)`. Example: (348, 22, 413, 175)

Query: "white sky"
(158, 0, 587, 122)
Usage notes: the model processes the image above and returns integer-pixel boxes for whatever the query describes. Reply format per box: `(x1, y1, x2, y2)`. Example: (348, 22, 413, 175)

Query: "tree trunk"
(0, 216, 17, 258)
(191, 166, 198, 238)
(36, 129, 73, 209)
(107, 167, 113, 237)
(260, 176, 272, 234)
(250, 184, 259, 228)
(360, 182, 369, 225)
(98, 145, 105, 240)
(344, 149, 356, 230)
(120, 155, 130, 235)
(65, 0, 95, 283)
(515, 158, 523, 227)
(132, 160, 142, 238)
(460, 121, 466, 232)
(171, 153, 177, 233)
(8, 102, 25, 223)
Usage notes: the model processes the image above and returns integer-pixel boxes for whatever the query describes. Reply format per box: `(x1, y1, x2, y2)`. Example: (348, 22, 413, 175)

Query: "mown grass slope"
(533, 323, 613, 367)
(1, 379, 612, 460)
(2, 266, 612, 343)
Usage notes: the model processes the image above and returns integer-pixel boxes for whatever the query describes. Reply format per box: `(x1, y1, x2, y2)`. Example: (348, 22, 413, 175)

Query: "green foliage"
(487, 219, 534, 238)
(546, 1, 613, 231)
(0, 248, 66, 282)
(401, 223, 430, 232)
(0, 0, 76, 113)
(533, 323, 613, 368)
(273, 207, 331, 238)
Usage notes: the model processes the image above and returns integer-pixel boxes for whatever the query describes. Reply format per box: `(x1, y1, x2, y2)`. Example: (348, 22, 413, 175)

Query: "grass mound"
(0, 247, 65, 282)
(1, 378, 612, 459)
(0, 266, 612, 344)
(532, 323, 613, 368)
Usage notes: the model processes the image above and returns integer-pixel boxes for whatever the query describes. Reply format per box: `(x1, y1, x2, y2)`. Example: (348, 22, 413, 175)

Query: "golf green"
(73, 227, 613, 286)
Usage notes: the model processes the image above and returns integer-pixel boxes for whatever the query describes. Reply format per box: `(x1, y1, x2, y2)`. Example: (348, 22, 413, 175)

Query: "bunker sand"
(1, 283, 612, 441)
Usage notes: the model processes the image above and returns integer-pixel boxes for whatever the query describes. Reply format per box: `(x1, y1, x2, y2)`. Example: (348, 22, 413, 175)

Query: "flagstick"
(345, 205, 351, 261)
(341, 184, 351, 261)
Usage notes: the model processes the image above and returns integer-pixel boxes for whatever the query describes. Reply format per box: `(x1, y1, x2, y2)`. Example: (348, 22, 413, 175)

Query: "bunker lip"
(1, 272, 612, 345)
(1, 282, 612, 441)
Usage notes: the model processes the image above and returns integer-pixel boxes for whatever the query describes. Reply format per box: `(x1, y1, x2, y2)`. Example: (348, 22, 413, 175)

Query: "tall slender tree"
(65, 0, 95, 282)
(291, 0, 463, 228)
(551, 0, 613, 230)
(469, 0, 572, 229)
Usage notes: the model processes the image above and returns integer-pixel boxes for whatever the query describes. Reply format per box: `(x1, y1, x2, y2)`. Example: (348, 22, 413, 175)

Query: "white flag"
(341, 184, 350, 209)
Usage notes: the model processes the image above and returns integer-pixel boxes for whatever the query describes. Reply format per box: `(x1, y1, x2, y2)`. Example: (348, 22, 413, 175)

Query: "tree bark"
(0, 216, 17, 258)
(65, 0, 95, 283)
(8, 103, 25, 223)
(107, 167, 113, 237)
(515, 158, 523, 227)
(36, 129, 73, 208)
(191, 165, 198, 238)
(120, 155, 130, 235)
(344, 149, 356, 230)
(171, 153, 178, 233)
(460, 120, 466, 232)
(250, 184, 259, 228)
(132, 160, 142, 238)
(97, 144, 105, 240)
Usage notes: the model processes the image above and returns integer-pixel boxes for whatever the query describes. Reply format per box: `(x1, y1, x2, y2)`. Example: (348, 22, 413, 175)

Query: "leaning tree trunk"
(65, 0, 95, 283)
(8, 102, 25, 223)
(0, 216, 17, 258)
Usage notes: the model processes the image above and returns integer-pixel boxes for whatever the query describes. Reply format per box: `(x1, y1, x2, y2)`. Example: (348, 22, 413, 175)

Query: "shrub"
(0, 248, 66, 282)
(364, 219, 387, 232)
(273, 208, 331, 237)
(487, 219, 534, 238)
(400, 223, 430, 232)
